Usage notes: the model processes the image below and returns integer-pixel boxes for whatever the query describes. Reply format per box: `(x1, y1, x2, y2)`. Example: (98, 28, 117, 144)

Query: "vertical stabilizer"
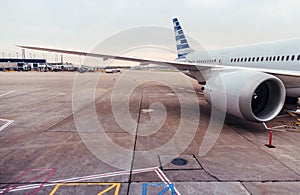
(172, 18, 193, 59)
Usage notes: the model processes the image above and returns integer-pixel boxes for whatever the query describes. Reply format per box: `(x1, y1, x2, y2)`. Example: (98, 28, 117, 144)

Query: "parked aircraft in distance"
(18, 18, 300, 122)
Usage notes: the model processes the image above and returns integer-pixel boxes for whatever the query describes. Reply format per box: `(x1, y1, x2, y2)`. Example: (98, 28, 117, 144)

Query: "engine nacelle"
(203, 70, 286, 122)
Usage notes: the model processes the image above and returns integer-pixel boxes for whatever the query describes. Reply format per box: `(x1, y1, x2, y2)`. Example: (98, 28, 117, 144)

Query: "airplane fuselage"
(185, 38, 300, 96)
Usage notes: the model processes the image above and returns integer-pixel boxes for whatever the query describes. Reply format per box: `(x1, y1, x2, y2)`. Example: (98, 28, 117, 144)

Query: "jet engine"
(203, 70, 286, 122)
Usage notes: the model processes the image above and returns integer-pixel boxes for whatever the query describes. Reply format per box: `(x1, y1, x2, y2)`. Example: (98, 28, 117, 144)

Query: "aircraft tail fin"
(172, 18, 193, 59)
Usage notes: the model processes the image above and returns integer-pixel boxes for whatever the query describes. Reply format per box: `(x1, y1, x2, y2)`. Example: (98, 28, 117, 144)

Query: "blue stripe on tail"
(172, 18, 193, 59)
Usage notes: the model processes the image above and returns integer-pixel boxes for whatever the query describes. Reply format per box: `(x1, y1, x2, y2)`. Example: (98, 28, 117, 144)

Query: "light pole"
(2, 52, 4, 58)
(16, 52, 18, 59)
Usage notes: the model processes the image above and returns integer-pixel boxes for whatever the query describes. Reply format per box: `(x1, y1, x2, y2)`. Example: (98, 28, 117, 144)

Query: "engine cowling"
(203, 70, 286, 122)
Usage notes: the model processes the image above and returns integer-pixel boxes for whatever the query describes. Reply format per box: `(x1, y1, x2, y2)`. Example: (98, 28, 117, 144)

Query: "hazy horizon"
(1, 0, 300, 65)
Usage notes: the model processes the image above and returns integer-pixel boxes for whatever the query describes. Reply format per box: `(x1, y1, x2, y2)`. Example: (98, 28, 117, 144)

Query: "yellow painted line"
(49, 182, 120, 195)
(97, 183, 120, 195)
(49, 184, 61, 195)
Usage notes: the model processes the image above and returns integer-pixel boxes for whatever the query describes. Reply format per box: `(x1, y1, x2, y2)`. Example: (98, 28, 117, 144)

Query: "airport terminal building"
(0, 58, 79, 71)
(0, 58, 46, 71)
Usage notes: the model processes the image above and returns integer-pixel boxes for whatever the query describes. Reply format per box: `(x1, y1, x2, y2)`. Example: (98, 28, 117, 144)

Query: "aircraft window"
(237, 58, 240, 62)
(298, 55, 300, 61)
(277, 56, 280, 61)
(230, 58, 233, 62)
(252, 57, 255, 62)
(281, 56, 285, 61)
(291, 55, 295, 61)
(261, 57, 264, 61)
(234, 58, 236, 62)
(273, 56, 276, 61)
(241, 58, 244, 62)
(286, 56, 290, 61)
(256, 57, 259, 61)
(248, 57, 251, 62)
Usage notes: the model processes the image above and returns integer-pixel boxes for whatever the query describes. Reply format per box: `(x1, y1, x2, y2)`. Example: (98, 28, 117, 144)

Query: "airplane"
(17, 18, 300, 122)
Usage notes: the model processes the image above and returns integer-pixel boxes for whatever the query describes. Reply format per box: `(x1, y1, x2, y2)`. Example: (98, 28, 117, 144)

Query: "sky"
(1, 0, 300, 65)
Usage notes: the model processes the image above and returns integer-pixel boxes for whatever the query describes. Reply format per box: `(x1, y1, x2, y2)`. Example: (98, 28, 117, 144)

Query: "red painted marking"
(1, 168, 56, 195)
(1, 169, 31, 194)
(25, 168, 56, 195)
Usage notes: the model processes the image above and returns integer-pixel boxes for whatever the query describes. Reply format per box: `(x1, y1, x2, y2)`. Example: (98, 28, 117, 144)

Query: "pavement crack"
(194, 155, 220, 182)
(127, 88, 144, 195)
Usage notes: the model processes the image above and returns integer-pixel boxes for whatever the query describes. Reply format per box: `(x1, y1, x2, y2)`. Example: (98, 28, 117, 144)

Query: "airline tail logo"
(172, 18, 193, 58)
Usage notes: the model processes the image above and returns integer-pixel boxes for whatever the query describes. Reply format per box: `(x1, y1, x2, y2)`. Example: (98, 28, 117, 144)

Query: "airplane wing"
(16, 45, 300, 77)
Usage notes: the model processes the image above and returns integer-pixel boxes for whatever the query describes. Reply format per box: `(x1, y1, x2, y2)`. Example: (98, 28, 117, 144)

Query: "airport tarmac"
(0, 70, 300, 195)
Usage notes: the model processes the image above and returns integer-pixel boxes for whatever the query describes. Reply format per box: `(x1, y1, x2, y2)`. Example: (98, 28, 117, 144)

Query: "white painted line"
(0, 118, 14, 132)
(142, 109, 154, 113)
(0, 90, 15, 97)
(155, 168, 181, 195)
(0, 167, 158, 193)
